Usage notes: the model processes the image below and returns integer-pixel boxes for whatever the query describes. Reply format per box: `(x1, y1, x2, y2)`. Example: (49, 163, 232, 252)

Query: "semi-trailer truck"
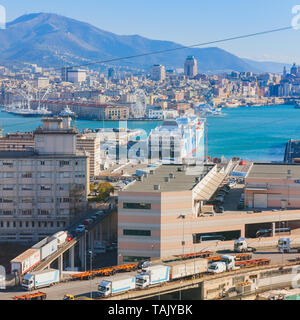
(98, 275, 136, 297)
(208, 255, 238, 274)
(136, 265, 170, 289)
(234, 238, 256, 253)
(278, 238, 300, 253)
(22, 269, 60, 291)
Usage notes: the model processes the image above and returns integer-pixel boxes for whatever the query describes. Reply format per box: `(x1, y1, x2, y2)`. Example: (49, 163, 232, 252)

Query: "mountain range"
(0, 13, 289, 74)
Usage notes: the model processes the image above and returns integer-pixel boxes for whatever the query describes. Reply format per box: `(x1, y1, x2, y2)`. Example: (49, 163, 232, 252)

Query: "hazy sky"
(1, 0, 300, 63)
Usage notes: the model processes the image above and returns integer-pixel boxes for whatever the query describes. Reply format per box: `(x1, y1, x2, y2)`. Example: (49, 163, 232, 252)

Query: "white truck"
(98, 275, 136, 297)
(32, 237, 58, 260)
(234, 238, 256, 253)
(278, 238, 300, 253)
(208, 255, 239, 274)
(136, 265, 170, 289)
(22, 269, 60, 291)
(51, 231, 68, 246)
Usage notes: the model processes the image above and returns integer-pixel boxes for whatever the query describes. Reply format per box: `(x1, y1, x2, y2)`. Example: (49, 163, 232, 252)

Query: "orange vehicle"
(71, 264, 138, 280)
(13, 291, 47, 300)
(206, 253, 252, 263)
(235, 258, 271, 268)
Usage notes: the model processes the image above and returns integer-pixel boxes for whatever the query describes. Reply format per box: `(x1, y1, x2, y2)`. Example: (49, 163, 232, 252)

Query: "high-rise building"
(67, 69, 87, 83)
(108, 68, 115, 80)
(184, 56, 198, 79)
(151, 64, 166, 82)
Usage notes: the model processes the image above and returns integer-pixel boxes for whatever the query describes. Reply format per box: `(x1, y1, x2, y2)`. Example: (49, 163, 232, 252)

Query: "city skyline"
(0, 0, 300, 64)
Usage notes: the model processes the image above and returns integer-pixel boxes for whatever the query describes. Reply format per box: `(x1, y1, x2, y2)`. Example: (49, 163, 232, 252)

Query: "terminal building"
(0, 118, 90, 242)
(245, 163, 300, 209)
(118, 163, 231, 263)
(118, 162, 300, 263)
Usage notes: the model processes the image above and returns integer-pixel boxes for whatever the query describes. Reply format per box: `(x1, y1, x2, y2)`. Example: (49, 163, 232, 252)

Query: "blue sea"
(0, 104, 298, 162)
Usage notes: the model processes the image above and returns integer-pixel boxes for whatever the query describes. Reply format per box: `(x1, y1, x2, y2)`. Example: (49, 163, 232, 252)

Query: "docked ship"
(59, 106, 77, 118)
(224, 100, 240, 108)
(195, 104, 225, 117)
(3, 102, 53, 117)
(295, 101, 300, 109)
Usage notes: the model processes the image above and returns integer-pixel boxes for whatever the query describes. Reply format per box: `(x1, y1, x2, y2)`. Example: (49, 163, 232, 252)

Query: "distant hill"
(0, 13, 288, 73)
(242, 58, 290, 74)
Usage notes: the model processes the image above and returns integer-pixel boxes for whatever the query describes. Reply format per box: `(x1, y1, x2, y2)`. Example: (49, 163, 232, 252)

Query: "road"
(1, 248, 300, 300)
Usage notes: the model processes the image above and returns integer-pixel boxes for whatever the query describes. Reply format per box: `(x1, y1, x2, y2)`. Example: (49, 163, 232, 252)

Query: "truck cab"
(136, 273, 150, 288)
(98, 280, 111, 297)
(208, 255, 236, 274)
(22, 274, 34, 290)
(220, 255, 236, 270)
(208, 262, 226, 273)
(234, 238, 248, 252)
(278, 238, 290, 253)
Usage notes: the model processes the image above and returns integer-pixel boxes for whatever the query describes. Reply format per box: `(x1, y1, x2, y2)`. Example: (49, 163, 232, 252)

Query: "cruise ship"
(147, 116, 206, 163)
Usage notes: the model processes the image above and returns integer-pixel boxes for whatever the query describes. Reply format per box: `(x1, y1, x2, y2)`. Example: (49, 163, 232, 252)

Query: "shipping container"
(32, 237, 58, 260)
(168, 258, 208, 280)
(51, 231, 67, 246)
(98, 275, 136, 297)
(10, 249, 40, 275)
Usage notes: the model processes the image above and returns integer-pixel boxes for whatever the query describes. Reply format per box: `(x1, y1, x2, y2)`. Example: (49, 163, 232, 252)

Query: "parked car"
(83, 219, 93, 226)
(220, 188, 229, 194)
(215, 206, 224, 214)
(66, 234, 73, 242)
(138, 260, 151, 270)
(75, 225, 86, 233)
(95, 210, 104, 216)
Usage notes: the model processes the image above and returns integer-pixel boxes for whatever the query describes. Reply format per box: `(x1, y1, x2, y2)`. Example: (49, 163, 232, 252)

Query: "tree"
(97, 182, 114, 201)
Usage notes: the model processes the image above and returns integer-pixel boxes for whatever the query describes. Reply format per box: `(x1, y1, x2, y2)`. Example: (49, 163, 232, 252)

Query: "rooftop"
(0, 150, 88, 159)
(124, 164, 214, 193)
(247, 163, 300, 179)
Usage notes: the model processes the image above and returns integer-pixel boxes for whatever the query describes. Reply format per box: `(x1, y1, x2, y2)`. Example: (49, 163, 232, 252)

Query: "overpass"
(103, 260, 300, 301)
(33, 206, 116, 275)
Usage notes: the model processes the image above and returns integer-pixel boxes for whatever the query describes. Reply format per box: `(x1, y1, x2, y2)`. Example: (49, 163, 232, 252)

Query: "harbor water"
(0, 104, 298, 162)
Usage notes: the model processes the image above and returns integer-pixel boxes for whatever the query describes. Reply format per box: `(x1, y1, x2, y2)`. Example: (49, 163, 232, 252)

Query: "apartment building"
(77, 133, 101, 177)
(0, 130, 100, 178)
(105, 106, 129, 120)
(0, 132, 34, 151)
(0, 117, 90, 242)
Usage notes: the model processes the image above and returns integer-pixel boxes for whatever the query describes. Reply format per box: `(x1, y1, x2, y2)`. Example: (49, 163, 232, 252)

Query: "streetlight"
(89, 250, 93, 299)
(178, 215, 186, 256)
(177, 214, 186, 301)
(84, 230, 88, 272)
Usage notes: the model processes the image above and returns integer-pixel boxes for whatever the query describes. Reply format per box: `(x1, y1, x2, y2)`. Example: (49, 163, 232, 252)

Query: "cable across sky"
(41, 25, 293, 73)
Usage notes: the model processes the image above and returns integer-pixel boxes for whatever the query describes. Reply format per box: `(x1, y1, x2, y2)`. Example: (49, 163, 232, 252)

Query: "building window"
(2, 162, 14, 167)
(59, 161, 70, 167)
(22, 185, 33, 191)
(21, 172, 32, 179)
(123, 203, 151, 210)
(122, 256, 150, 262)
(123, 230, 151, 237)
(3, 185, 14, 191)
(22, 210, 32, 216)
(40, 185, 51, 191)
